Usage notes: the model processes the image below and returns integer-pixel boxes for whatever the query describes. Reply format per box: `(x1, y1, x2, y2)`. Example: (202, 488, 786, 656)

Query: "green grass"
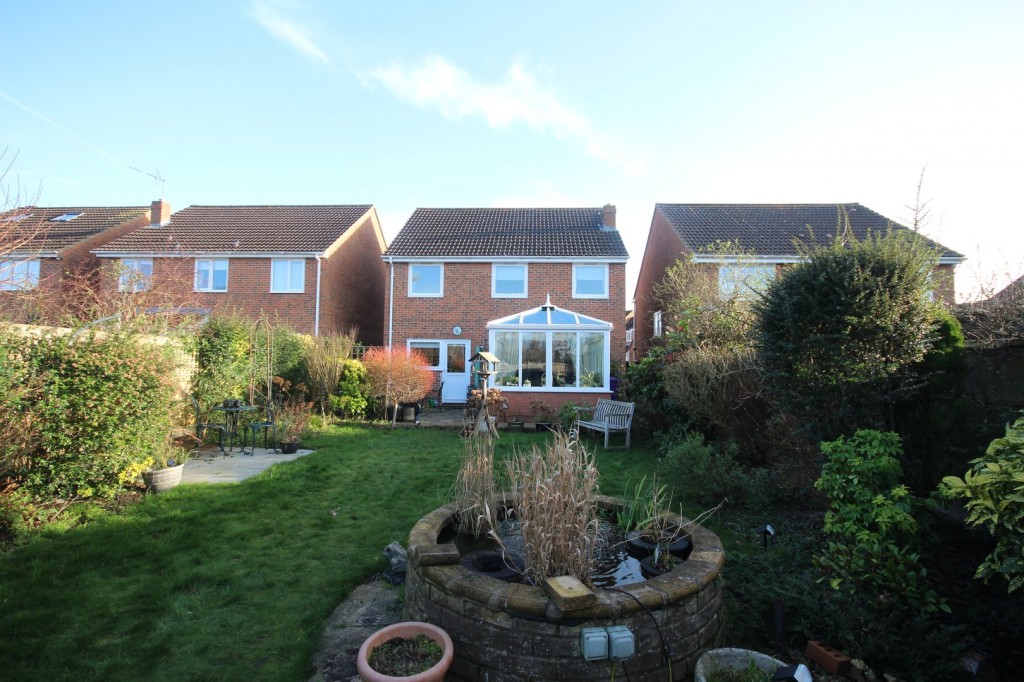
(0, 426, 660, 681)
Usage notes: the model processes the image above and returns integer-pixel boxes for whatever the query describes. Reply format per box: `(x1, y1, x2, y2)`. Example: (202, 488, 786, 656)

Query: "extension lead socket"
(580, 626, 635, 661)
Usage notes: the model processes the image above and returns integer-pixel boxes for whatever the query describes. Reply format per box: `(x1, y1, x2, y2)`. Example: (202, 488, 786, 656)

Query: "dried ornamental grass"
(453, 435, 496, 539)
(506, 429, 601, 586)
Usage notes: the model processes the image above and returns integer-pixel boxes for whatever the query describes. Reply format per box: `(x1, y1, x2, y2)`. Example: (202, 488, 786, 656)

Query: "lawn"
(0, 425, 663, 681)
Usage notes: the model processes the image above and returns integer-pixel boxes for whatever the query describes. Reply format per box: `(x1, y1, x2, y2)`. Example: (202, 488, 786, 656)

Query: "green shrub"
(330, 359, 368, 419)
(755, 227, 940, 441)
(3, 330, 176, 499)
(815, 430, 948, 613)
(660, 431, 743, 506)
(618, 346, 679, 435)
(942, 413, 1024, 593)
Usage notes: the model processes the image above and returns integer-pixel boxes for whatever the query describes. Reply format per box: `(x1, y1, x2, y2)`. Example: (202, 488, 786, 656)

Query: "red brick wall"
(633, 208, 688, 357)
(318, 213, 386, 344)
(385, 261, 626, 361)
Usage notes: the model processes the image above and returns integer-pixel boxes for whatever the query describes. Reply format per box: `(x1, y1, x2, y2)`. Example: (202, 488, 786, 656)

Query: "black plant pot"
(280, 440, 301, 454)
(626, 531, 693, 560)
(459, 550, 524, 582)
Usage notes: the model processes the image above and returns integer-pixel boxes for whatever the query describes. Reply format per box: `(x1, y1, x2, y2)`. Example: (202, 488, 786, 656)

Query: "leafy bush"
(755, 228, 940, 441)
(815, 430, 947, 613)
(659, 431, 744, 506)
(618, 346, 678, 435)
(1, 329, 176, 499)
(942, 413, 1024, 593)
(329, 359, 368, 419)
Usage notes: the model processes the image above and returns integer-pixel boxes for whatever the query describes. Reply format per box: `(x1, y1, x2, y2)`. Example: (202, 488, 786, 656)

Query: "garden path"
(180, 446, 315, 484)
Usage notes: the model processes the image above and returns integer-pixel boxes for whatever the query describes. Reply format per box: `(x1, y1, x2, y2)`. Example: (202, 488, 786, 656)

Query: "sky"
(3, 1, 1023, 305)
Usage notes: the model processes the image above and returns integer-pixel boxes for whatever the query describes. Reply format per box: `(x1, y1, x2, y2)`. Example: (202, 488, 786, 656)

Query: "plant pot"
(141, 463, 184, 493)
(401, 404, 418, 422)
(280, 440, 301, 454)
(459, 550, 524, 582)
(626, 530, 693, 560)
(357, 621, 453, 682)
(507, 420, 524, 433)
(639, 555, 682, 578)
(694, 648, 786, 682)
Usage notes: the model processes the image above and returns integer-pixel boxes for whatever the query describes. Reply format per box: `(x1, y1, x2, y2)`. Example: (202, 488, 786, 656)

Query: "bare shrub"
(362, 347, 435, 427)
(306, 327, 358, 417)
(504, 429, 600, 586)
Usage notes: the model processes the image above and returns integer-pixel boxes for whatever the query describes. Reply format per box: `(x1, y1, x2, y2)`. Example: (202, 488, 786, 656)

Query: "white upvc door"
(441, 341, 470, 403)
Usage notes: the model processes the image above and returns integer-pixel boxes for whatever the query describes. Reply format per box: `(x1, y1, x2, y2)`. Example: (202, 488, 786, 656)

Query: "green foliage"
(660, 431, 743, 506)
(559, 399, 585, 432)
(618, 345, 678, 435)
(755, 227, 941, 440)
(329, 359, 368, 419)
(1, 330, 176, 499)
(815, 430, 948, 614)
(942, 413, 1024, 593)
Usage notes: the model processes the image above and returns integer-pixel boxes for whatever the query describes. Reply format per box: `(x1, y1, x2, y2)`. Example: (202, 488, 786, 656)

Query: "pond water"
(444, 517, 646, 587)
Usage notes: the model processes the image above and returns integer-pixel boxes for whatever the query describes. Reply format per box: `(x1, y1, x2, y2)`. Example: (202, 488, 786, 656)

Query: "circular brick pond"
(405, 494, 725, 681)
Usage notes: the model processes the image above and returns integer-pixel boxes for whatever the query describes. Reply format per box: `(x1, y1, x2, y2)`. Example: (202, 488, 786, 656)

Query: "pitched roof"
(1, 205, 148, 253)
(97, 205, 373, 254)
(385, 207, 628, 259)
(656, 203, 965, 260)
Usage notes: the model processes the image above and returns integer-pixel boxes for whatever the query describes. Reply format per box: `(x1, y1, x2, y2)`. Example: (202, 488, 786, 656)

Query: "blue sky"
(4, 1, 1023, 303)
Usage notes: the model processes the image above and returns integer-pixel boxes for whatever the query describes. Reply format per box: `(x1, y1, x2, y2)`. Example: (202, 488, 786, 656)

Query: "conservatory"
(487, 296, 612, 392)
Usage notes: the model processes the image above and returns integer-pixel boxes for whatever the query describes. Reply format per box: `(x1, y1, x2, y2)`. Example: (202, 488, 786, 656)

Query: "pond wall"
(405, 495, 724, 681)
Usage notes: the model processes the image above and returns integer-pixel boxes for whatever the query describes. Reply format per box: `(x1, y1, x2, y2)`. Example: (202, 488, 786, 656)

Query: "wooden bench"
(575, 398, 635, 449)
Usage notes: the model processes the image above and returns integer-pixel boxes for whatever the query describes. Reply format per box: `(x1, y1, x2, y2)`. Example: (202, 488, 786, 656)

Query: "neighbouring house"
(625, 309, 637, 363)
(633, 203, 966, 357)
(94, 202, 387, 341)
(0, 204, 151, 322)
(383, 205, 628, 417)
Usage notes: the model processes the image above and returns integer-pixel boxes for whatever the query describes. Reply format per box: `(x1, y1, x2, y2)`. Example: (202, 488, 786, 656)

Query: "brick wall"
(385, 261, 627, 361)
(633, 209, 687, 357)
(319, 213, 387, 343)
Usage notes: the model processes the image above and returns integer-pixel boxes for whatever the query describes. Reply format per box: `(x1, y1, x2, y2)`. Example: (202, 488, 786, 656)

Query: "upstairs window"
(0, 259, 40, 291)
(573, 264, 608, 298)
(194, 259, 229, 292)
(492, 264, 527, 298)
(653, 310, 663, 338)
(409, 264, 443, 297)
(718, 265, 775, 300)
(271, 259, 305, 293)
(118, 258, 152, 292)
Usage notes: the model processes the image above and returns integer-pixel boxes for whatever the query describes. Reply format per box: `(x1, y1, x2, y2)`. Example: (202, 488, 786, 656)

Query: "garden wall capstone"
(405, 496, 725, 681)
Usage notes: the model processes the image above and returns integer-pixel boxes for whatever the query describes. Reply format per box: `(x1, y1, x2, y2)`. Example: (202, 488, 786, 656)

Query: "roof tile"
(1, 206, 148, 252)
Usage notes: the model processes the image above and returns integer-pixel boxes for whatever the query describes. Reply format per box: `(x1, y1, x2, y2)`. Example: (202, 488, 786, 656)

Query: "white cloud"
(367, 56, 644, 176)
(249, 1, 330, 65)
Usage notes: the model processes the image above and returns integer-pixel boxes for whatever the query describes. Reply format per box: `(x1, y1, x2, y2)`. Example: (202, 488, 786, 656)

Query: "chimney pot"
(150, 200, 171, 226)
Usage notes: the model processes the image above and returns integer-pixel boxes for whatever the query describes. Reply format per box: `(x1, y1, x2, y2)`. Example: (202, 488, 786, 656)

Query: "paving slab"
(181, 446, 315, 484)
(309, 581, 404, 682)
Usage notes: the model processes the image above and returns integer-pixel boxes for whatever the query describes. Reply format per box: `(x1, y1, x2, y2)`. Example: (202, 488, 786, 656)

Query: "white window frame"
(487, 328, 610, 392)
(409, 263, 444, 297)
(491, 263, 528, 298)
(118, 258, 153, 292)
(194, 258, 229, 292)
(653, 310, 663, 338)
(626, 328, 634, 345)
(573, 263, 609, 299)
(408, 340, 443, 369)
(270, 259, 305, 293)
(718, 264, 775, 300)
(0, 258, 40, 291)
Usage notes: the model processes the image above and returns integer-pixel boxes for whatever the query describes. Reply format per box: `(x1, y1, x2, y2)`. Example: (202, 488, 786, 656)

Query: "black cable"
(604, 586, 670, 679)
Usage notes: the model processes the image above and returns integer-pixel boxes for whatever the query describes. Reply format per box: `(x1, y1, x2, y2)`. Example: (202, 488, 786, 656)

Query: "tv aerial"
(130, 166, 166, 198)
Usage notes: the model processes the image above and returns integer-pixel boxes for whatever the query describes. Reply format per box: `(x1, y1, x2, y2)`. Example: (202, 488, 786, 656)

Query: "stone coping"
(408, 494, 724, 621)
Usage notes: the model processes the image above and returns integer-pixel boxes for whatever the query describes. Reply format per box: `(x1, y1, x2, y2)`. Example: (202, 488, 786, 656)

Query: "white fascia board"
(92, 250, 323, 259)
(691, 254, 966, 266)
(691, 254, 802, 264)
(6, 250, 59, 259)
(384, 255, 627, 264)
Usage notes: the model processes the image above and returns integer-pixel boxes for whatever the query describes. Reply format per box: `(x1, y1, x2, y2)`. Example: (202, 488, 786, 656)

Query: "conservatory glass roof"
(487, 295, 612, 329)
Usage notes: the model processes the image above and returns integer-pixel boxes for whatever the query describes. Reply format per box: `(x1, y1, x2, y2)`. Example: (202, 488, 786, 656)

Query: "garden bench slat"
(575, 398, 634, 449)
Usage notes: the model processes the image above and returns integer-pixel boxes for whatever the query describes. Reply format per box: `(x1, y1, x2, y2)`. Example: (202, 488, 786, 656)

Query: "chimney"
(601, 203, 616, 230)
(150, 199, 171, 227)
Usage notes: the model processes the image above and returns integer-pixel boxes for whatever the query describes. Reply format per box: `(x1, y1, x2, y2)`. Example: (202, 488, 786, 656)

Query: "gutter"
(314, 255, 323, 337)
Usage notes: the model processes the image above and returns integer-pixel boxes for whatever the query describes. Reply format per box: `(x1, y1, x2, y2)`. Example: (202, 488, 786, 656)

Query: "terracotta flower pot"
(357, 621, 453, 682)
(141, 464, 184, 493)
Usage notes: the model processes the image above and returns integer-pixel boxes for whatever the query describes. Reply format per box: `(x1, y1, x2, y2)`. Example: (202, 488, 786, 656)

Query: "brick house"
(0, 204, 151, 321)
(633, 203, 967, 357)
(383, 206, 628, 417)
(94, 202, 387, 341)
